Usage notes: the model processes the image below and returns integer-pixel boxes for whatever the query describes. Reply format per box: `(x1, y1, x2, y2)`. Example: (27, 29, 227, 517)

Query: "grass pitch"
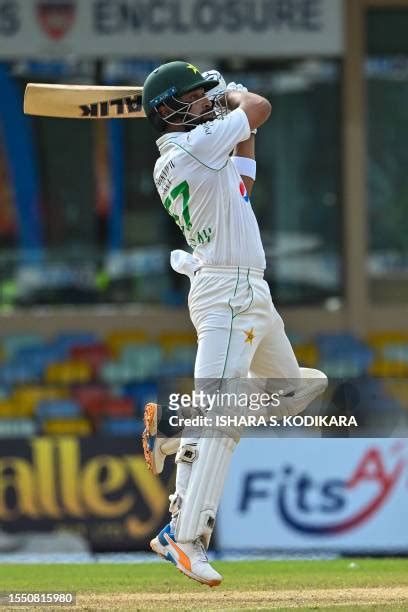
(1, 559, 408, 610)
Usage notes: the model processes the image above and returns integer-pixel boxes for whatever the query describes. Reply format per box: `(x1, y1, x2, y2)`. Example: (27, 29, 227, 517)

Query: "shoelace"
(194, 538, 209, 563)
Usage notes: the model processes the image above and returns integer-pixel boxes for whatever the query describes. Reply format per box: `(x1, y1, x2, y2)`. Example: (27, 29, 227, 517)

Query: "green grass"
(0, 559, 407, 593)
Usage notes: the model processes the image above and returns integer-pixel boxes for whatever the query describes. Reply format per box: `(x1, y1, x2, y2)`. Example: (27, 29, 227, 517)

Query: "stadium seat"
(13, 345, 65, 375)
(1, 333, 44, 359)
(45, 361, 93, 385)
(42, 418, 92, 436)
(53, 332, 99, 353)
(103, 397, 135, 417)
(0, 399, 18, 418)
(121, 344, 162, 379)
(70, 343, 111, 376)
(122, 381, 158, 416)
(382, 344, 408, 364)
(369, 359, 408, 377)
(100, 417, 144, 436)
(106, 330, 149, 357)
(0, 418, 36, 437)
(366, 331, 408, 349)
(71, 384, 113, 411)
(158, 331, 197, 354)
(36, 399, 82, 422)
(0, 385, 10, 400)
(161, 353, 195, 376)
(100, 361, 139, 385)
(12, 385, 68, 416)
(293, 343, 318, 367)
(316, 332, 371, 357)
(285, 331, 304, 345)
(318, 358, 367, 378)
(0, 362, 41, 385)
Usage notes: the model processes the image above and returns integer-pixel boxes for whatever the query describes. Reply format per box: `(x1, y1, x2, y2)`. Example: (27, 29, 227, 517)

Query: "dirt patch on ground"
(77, 587, 408, 610)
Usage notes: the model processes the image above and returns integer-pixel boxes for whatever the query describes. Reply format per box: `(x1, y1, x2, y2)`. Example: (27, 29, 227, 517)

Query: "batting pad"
(175, 435, 236, 548)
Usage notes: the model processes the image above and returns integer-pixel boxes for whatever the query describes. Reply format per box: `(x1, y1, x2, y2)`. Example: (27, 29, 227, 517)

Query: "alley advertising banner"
(0, 437, 174, 552)
(0, 0, 344, 59)
(218, 438, 408, 552)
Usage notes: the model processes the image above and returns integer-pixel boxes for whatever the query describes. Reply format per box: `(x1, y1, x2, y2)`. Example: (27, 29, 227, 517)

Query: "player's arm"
(226, 82, 257, 196)
(203, 73, 259, 197)
(190, 74, 269, 170)
(226, 90, 271, 131)
(226, 88, 270, 196)
(232, 132, 256, 197)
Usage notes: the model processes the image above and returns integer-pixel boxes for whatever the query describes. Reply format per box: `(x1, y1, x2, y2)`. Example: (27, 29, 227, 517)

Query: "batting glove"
(226, 81, 248, 93)
(202, 69, 227, 100)
(227, 82, 256, 133)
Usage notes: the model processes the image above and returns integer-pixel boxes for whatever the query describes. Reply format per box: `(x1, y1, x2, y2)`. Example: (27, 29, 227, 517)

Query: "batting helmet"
(142, 61, 219, 132)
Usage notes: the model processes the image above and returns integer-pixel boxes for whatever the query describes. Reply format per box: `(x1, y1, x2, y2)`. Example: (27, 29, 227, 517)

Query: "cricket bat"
(24, 83, 146, 119)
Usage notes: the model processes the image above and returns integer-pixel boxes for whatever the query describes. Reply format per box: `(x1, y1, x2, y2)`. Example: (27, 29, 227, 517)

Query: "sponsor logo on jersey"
(239, 181, 250, 203)
(37, 0, 76, 40)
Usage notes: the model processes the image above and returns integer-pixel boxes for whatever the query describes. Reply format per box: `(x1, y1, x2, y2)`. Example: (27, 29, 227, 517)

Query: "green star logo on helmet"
(186, 63, 200, 75)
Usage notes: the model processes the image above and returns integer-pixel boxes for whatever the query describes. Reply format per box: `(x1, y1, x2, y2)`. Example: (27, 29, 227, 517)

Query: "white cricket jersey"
(154, 108, 266, 270)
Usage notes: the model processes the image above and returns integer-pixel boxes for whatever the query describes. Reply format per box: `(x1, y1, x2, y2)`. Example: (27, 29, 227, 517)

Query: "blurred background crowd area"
(0, 327, 407, 438)
(0, 0, 406, 325)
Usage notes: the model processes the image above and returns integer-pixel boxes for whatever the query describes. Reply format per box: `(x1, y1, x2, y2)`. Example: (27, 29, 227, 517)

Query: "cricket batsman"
(141, 61, 328, 586)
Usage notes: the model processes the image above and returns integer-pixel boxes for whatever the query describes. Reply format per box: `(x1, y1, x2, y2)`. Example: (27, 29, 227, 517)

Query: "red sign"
(36, 1, 76, 40)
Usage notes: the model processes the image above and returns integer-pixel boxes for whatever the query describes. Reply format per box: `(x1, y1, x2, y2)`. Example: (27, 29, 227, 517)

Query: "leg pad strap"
(175, 443, 198, 464)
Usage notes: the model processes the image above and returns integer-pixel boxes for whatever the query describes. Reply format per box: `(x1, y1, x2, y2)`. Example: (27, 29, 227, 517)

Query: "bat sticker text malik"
(80, 94, 143, 117)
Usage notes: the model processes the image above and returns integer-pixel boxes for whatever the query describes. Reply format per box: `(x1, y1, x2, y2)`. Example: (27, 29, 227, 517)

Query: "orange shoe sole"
(142, 402, 157, 472)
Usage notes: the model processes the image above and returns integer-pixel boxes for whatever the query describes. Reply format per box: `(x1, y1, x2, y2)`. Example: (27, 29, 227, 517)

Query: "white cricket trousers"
(172, 265, 327, 537)
(189, 265, 300, 381)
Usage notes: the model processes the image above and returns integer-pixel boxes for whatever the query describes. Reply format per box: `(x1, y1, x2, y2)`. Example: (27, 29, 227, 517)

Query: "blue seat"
(0, 385, 10, 400)
(36, 399, 82, 421)
(1, 334, 44, 359)
(165, 345, 196, 374)
(0, 362, 41, 385)
(52, 332, 99, 355)
(316, 332, 369, 355)
(122, 381, 158, 415)
(315, 333, 374, 371)
(13, 346, 63, 376)
(100, 417, 144, 436)
(316, 332, 362, 347)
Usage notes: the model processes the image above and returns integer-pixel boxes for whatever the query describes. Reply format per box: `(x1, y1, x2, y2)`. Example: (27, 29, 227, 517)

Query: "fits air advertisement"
(218, 438, 408, 552)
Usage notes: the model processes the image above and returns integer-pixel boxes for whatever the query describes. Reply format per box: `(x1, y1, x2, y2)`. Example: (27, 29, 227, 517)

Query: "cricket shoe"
(150, 524, 222, 587)
(142, 403, 180, 474)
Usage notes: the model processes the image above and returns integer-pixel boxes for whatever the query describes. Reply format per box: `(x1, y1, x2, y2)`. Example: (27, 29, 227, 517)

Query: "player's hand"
(226, 82, 248, 93)
(226, 83, 258, 134)
(202, 69, 227, 100)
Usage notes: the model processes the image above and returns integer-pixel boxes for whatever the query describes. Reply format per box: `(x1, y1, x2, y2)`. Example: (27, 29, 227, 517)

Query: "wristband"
(231, 156, 257, 180)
